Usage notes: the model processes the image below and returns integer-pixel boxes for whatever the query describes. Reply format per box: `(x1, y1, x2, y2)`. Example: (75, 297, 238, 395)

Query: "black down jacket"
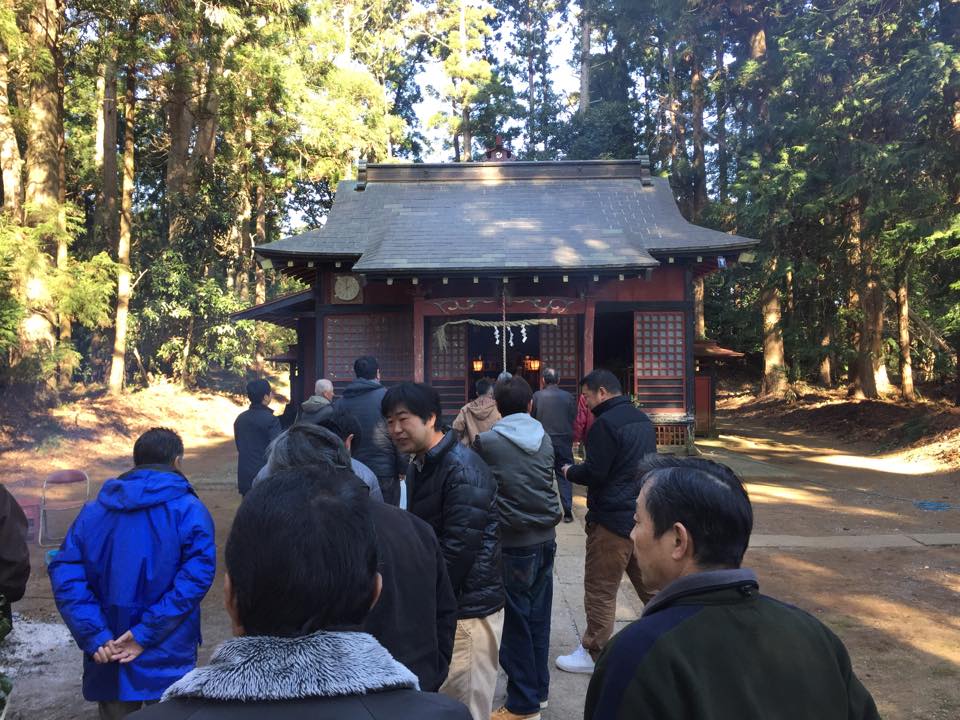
(566, 395, 656, 538)
(406, 431, 504, 620)
(338, 379, 406, 501)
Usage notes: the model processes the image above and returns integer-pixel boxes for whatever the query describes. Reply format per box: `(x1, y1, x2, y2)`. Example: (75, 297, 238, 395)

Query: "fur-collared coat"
(129, 631, 469, 720)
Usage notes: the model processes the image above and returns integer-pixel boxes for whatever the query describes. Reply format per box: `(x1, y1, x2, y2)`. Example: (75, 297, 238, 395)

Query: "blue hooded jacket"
(48, 466, 216, 701)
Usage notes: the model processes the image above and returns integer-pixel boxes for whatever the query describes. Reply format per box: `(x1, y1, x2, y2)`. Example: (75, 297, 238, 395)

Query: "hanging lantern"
(528, 357, 541, 372)
(472, 357, 484, 373)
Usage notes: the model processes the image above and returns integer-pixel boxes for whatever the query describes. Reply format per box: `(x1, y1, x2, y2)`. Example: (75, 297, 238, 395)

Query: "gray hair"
(315, 378, 334, 395)
(497, 371, 513, 382)
(542, 368, 559, 385)
(262, 423, 352, 479)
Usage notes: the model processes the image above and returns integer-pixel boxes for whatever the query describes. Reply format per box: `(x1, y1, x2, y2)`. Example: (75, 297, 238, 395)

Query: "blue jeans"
(499, 540, 557, 714)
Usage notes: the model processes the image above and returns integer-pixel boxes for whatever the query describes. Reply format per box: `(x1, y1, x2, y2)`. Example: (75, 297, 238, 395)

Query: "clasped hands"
(93, 630, 144, 664)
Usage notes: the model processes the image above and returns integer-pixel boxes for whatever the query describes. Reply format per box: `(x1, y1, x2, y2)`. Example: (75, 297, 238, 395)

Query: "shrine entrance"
(426, 311, 582, 423)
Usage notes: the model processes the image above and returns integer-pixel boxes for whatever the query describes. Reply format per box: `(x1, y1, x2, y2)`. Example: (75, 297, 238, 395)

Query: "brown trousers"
(581, 521, 653, 659)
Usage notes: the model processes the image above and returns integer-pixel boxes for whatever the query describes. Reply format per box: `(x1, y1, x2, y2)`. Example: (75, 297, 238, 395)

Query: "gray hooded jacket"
(475, 414, 562, 548)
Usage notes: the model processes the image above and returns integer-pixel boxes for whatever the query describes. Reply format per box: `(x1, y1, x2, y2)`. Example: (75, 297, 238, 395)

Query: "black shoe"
(563, 511, 574, 523)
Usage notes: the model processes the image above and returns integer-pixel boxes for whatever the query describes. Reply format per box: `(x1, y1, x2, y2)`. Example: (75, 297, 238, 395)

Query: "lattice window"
(430, 320, 466, 379)
(541, 316, 579, 389)
(325, 314, 413, 381)
(635, 313, 684, 378)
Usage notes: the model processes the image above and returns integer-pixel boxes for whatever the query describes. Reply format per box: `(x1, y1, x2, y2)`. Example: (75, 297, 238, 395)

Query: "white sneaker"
(555, 644, 595, 674)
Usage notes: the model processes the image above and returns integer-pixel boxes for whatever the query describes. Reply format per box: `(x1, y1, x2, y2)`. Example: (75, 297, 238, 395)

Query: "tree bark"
(715, 24, 728, 203)
(761, 256, 787, 396)
(578, 0, 590, 117)
(166, 40, 194, 243)
(693, 276, 706, 339)
(526, 1, 535, 156)
(95, 52, 118, 247)
(254, 180, 267, 373)
(0, 45, 23, 219)
(24, 0, 60, 221)
(819, 327, 833, 386)
(109, 64, 136, 394)
(56, 41, 70, 383)
(690, 44, 707, 221)
(896, 263, 915, 401)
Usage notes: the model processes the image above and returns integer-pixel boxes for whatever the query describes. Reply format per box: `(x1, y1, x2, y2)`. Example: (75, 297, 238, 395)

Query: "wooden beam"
(584, 298, 596, 374)
(413, 298, 425, 382)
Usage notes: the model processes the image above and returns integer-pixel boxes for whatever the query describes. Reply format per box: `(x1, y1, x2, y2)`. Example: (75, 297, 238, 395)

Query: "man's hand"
(93, 644, 113, 664)
(108, 630, 144, 664)
(561, 464, 572, 478)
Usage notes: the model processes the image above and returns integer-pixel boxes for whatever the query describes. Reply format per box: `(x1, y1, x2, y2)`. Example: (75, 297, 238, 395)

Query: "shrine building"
(234, 157, 757, 448)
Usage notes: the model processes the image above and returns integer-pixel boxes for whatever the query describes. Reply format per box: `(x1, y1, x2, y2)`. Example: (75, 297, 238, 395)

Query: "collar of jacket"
(249, 402, 273, 411)
(118, 464, 187, 481)
(162, 630, 419, 702)
(592, 394, 631, 417)
(419, 430, 458, 470)
(641, 568, 759, 618)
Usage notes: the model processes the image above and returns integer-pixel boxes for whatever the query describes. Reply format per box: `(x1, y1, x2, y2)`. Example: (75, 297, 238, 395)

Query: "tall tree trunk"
(690, 44, 707, 221)
(693, 276, 706, 339)
(22, 0, 61, 361)
(761, 256, 787, 396)
(108, 64, 135, 394)
(526, 2, 535, 156)
(819, 327, 833, 386)
(578, 0, 590, 117)
(896, 262, 915, 401)
(253, 181, 267, 373)
(848, 204, 887, 398)
(56, 44, 70, 383)
(95, 52, 118, 246)
(0, 45, 22, 220)
(715, 24, 728, 204)
(458, 1, 471, 161)
(166, 43, 194, 243)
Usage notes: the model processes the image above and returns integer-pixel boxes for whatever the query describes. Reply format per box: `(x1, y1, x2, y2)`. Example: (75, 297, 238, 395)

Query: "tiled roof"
(256, 160, 757, 273)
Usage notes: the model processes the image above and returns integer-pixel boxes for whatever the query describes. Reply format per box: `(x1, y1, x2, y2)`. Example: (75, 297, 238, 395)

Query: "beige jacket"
(452, 395, 501, 446)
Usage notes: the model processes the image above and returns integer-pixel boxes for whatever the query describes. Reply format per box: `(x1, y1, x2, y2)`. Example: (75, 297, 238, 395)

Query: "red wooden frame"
(633, 311, 686, 413)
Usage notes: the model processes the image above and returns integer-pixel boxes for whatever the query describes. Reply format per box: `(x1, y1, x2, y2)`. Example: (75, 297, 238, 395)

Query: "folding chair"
(38, 469, 90, 547)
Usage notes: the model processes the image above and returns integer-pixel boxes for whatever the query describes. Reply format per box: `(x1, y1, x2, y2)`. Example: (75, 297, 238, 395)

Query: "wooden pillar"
(314, 273, 325, 382)
(583, 298, 596, 373)
(413, 297, 425, 382)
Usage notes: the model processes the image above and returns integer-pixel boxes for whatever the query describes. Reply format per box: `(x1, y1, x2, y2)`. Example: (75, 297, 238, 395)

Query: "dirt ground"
(1, 384, 958, 719)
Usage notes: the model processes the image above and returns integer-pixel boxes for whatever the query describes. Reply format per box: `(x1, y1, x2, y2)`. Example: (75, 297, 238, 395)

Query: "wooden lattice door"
(428, 319, 468, 424)
(540, 315, 580, 394)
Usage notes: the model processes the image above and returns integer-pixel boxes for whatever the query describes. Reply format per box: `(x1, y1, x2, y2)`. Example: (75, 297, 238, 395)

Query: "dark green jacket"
(585, 569, 880, 720)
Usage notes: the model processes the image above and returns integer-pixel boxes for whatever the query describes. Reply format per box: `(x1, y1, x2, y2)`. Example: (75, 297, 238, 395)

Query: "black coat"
(132, 689, 469, 720)
(406, 432, 504, 620)
(566, 395, 656, 538)
(338, 380, 405, 489)
(0, 483, 29, 622)
(365, 502, 457, 692)
(233, 404, 282, 495)
(531, 384, 576, 438)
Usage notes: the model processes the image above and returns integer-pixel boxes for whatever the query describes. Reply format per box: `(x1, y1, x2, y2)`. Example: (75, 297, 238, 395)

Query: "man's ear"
(369, 572, 383, 610)
(173, 455, 183, 471)
(344, 433, 354, 451)
(671, 522, 694, 562)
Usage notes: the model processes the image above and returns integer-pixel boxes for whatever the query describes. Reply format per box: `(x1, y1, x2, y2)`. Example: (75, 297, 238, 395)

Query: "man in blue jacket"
(48, 428, 216, 720)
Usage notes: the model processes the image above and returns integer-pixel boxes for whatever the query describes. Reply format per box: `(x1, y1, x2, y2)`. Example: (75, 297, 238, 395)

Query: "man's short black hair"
(354, 356, 379, 380)
(133, 428, 184, 466)
(637, 456, 753, 569)
(581, 368, 622, 395)
(542, 368, 559, 385)
(246, 379, 271, 404)
(475, 378, 493, 397)
(495, 375, 533, 417)
(317, 407, 363, 446)
(381, 382, 442, 430)
(226, 466, 377, 637)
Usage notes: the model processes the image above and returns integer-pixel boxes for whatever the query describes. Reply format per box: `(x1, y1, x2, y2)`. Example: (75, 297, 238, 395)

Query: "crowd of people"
(0, 354, 882, 720)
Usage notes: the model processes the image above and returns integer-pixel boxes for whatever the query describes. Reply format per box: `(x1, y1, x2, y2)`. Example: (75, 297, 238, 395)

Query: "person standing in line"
(475, 376, 561, 720)
(0, 482, 30, 717)
(452, 378, 501, 447)
(129, 467, 469, 720)
(555, 369, 656, 675)
(585, 456, 880, 720)
(49, 428, 216, 720)
(317, 407, 385, 502)
(296, 377, 336, 425)
(338, 356, 405, 505)
(531, 368, 576, 523)
(382, 383, 504, 720)
(233, 379, 281, 496)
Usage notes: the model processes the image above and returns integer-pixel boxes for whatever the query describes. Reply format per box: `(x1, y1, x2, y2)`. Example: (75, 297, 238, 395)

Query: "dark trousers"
(499, 540, 557, 714)
(550, 434, 574, 515)
(378, 475, 401, 506)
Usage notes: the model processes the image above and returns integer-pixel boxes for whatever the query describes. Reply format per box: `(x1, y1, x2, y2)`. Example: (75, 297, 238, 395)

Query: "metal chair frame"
(38, 469, 90, 547)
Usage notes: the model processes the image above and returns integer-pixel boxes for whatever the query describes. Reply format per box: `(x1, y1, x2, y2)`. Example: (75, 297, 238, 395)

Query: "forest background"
(1, 0, 959, 405)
